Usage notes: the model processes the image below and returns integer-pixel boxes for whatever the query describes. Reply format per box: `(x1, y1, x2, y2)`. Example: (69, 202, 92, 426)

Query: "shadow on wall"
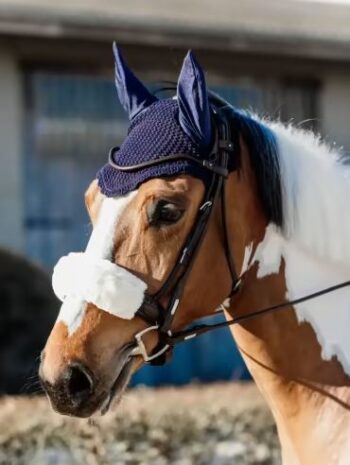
(0, 249, 59, 394)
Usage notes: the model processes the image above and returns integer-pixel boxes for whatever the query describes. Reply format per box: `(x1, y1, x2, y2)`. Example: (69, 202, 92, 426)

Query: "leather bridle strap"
(109, 148, 229, 178)
(137, 129, 237, 364)
(220, 155, 241, 295)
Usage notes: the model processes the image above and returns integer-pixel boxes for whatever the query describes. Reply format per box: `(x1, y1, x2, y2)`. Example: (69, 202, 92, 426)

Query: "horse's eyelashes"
(147, 200, 184, 227)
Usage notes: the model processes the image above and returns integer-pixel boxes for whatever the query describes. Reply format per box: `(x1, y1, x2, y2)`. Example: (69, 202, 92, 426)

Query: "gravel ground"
(0, 383, 280, 465)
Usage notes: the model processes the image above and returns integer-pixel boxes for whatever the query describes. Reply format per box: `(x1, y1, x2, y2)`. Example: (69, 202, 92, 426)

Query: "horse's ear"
(177, 51, 213, 149)
(113, 43, 158, 120)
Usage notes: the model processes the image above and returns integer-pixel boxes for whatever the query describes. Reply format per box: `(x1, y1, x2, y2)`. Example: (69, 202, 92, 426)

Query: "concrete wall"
(320, 74, 350, 155)
(0, 45, 24, 252)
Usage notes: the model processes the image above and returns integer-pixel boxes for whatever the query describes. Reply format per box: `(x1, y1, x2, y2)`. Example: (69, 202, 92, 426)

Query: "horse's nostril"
(66, 364, 94, 402)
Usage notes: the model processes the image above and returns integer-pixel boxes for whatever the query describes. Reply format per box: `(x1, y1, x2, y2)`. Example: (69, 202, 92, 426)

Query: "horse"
(39, 45, 350, 465)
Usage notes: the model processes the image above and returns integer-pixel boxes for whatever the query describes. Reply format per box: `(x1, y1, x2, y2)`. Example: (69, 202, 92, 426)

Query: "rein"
(108, 108, 350, 365)
(162, 279, 350, 346)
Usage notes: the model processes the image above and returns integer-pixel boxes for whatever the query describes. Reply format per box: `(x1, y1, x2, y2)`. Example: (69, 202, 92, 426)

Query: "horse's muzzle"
(39, 361, 105, 417)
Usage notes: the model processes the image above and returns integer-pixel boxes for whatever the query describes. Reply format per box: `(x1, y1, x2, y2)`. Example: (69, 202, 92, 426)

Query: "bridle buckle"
(131, 325, 170, 363)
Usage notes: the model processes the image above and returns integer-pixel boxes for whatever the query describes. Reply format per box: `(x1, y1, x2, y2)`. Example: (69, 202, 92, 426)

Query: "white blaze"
(52, 192, 147, 334)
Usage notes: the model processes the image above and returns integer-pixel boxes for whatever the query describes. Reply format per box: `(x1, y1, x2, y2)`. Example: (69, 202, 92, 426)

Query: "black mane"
(209, 92, 283, 227)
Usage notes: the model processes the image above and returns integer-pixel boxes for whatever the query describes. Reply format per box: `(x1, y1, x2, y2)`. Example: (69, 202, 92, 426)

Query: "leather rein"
(108, 109, 350, 366)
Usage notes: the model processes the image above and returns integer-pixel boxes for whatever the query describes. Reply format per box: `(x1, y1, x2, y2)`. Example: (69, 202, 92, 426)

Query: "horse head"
(39, 46, 265, 417)
(39, 42, 350, 465)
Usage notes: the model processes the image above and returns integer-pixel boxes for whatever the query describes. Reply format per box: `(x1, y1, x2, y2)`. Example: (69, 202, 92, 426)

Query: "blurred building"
(1, 0, 350, 388)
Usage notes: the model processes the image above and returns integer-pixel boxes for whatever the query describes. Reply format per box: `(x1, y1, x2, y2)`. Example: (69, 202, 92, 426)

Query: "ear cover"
(177, 51, 213, 149)
(113, 43, 158, 120)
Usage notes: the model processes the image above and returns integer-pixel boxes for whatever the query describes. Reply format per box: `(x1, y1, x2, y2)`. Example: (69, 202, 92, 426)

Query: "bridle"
(108, 107, 350, 366)
(108, 107, 239, 364)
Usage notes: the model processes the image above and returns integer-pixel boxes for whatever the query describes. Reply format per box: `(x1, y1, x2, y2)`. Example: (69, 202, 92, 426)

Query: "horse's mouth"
(100, 355, 135, 415)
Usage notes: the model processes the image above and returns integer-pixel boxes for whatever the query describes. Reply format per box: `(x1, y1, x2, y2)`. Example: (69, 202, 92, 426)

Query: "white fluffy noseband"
(52, 252, 147, 320)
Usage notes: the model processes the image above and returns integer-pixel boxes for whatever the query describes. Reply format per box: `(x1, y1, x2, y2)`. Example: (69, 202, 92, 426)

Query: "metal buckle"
(131, 325, 170, 363)
(199, 200, 213, 211)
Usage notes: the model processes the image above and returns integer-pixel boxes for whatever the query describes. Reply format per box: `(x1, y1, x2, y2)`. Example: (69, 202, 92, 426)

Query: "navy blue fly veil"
(98, 45, 216, 196)
(97, 44, 282, 230)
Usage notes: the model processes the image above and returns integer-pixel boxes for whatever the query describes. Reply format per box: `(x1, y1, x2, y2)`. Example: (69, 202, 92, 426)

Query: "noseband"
(108, 109, 350, 366)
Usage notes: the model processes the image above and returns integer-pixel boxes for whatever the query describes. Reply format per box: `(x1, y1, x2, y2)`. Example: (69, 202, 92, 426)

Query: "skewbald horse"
(40, 46, 350, 465)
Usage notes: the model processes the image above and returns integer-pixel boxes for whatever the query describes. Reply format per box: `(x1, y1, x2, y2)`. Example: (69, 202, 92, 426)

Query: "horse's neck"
(229, 230, 350, 465)
(230, 130, 350, 465)
(254, 225, 350, 377)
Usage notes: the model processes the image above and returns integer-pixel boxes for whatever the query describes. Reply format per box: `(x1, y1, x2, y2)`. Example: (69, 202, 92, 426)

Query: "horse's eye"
(147, 200, 184, 227)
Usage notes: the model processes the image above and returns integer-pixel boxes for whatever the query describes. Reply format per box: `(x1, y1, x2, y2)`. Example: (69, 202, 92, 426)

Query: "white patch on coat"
(253, 225, 350, 375)
(57, 297, 86, 335)
(240, 242, 254, 275)
(53, 191, 147, 334)
(254, 225, 284, 279)
(222, 298, 231, 308)
(253, 224, 350, 375)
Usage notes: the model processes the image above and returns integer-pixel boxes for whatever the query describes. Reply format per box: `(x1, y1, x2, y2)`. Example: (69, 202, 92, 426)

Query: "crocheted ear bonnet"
(98, 45, 236, 197)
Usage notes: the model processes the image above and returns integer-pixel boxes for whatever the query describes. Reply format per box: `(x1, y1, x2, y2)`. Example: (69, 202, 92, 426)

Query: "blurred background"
(2, 0, 350, 396)
(1, 1, 350, 463)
